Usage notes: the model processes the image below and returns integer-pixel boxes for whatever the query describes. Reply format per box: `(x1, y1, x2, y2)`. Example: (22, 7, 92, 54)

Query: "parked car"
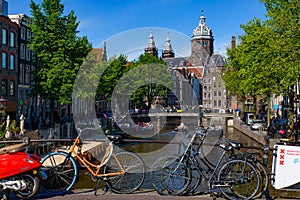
(241, 112, 252, 123)
(250, 120, 266, 130)
(246, 113, 254, 126)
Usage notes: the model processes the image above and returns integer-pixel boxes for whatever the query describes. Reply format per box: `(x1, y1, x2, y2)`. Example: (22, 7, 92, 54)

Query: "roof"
(186, 67, 203, 78)
(208, 54, 227, 67)
(163, 57, 189, 67)
(172, 66, 204, 79)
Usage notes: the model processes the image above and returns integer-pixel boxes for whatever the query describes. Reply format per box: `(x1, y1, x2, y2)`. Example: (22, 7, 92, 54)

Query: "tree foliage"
(96, 53, 172, 115)
(29, 0, 92, 104)
(97, 54, 129, 100)
(224, 0, 300, 110)
(129, 54, 172, 109)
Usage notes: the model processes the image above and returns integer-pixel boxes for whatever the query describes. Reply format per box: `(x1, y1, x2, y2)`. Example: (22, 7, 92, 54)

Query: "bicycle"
(40, 127, 146, 195)
(151, 127, 260, 200)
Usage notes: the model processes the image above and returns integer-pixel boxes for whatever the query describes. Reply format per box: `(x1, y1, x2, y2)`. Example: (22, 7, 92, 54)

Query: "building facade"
(0, 1, 19, 119)
(161, 11, 227, 113)
(9, 14, 36, 125)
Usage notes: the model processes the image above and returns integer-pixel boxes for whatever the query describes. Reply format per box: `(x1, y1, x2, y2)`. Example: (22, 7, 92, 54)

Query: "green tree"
(128, 54, 172, 110)
(97, 54, 129, 101)
(97, 53, 172, 117)
(224, 0, 300, 124)
(29, 0, 92, 105)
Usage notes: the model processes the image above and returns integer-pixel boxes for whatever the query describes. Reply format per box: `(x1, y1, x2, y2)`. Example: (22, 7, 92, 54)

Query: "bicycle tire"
(151, 155, 179, 195)
(104, 151, 146, 194)
(182, 160, 202, 195)
(232, 155, 269, 199)
(161, 156, 192, 195)
(217, 159, 260, 200)
(252, 160, 269, 199)
(41, 151, 78, 195)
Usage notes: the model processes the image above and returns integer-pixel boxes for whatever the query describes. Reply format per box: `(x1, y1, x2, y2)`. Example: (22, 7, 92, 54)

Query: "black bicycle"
(151, 127, 260, 200)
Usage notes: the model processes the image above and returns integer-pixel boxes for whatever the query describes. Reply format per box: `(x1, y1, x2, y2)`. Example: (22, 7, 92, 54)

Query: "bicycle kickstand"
(94, 178, 102, 196)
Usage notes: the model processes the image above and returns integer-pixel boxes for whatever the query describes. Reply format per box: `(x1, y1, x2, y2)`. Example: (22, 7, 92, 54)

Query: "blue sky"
(8, 0, 267, 60)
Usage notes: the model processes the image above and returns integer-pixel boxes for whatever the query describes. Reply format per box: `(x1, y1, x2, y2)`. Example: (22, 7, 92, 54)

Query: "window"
(218, 91, 222, 96)
(2, 28, 7, 44)
(214, 100, 217, 106)
(218, 100, 221, 107)
(27, 30, 31, 40)
(19, 64, 25, 83)
(9, 81, 15, 96)
(213, 82, 217, 88)
(10, 54, 15, 70)
(214, 91, 217, 96)
(20, 44, 25, 59)
(21, 27, 26, 40)
(1, 80, 7, 96)
(10, 32, 15, 47)
(25, 65, 30, 84)
(2, 52, 7, 69)
(26, 47, 31, 60)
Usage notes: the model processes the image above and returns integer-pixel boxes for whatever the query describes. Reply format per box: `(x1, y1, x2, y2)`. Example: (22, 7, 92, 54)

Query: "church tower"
(189, 10, 214, 66)
(162, 34, 175, 58)
(144, 31, 158, 57)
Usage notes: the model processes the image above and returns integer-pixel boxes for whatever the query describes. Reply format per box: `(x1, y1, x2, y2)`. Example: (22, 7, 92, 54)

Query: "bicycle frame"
(69, 136, 125, 178)
(175, 128, 252, 189)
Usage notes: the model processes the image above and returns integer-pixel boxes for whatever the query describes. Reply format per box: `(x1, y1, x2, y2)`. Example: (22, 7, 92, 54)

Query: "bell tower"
(144, 31, 158, 57)
(189, 10, 214, 66)
(162, 33, 175, 58)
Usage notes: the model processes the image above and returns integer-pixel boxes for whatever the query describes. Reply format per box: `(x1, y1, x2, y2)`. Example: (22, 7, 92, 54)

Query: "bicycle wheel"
(41, 151, 78, 195)
(217, 159, 260, 200)
(103, 151, 145, 194)
(182, 161, 202, 195)
(151, 155, 178, 195)
(252, 160, 269, 199)
(161, 156, 192, 195)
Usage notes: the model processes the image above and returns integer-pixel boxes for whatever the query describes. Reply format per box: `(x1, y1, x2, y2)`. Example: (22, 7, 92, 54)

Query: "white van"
(246, 113, 254, 126)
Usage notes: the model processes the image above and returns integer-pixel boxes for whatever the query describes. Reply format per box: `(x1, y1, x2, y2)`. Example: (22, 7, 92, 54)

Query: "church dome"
(191, 10, 213, 39)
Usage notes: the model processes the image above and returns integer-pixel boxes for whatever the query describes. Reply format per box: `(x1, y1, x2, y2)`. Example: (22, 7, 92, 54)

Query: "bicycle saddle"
(107, 134, 122, 144)
(219, 139, 243, 151)
(227, 140, 243, 149)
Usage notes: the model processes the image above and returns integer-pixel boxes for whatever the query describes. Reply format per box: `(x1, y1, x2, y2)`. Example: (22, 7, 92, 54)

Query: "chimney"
(231, 36, 236, 49)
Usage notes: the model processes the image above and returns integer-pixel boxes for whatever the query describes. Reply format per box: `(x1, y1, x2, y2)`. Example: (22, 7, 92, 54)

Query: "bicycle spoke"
(41, 152, 78, 195)
(104, 151, 145, 194)
(217, 159, 259, 200)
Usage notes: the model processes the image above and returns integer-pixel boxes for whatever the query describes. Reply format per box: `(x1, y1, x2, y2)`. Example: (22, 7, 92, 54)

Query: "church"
(144, 11, 228, 113)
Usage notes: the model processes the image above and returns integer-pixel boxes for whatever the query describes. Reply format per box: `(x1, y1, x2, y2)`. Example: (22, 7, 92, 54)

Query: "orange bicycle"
(40, 127, 146, 195)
